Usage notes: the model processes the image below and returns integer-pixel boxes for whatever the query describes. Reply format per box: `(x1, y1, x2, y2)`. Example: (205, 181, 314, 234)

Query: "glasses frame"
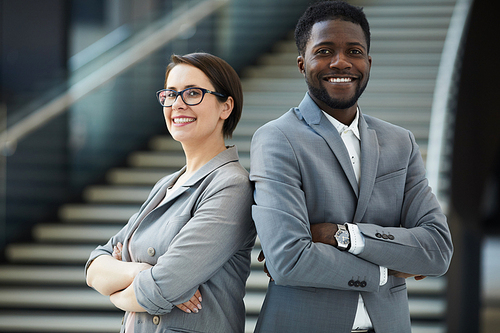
(156, 87, 227, 107)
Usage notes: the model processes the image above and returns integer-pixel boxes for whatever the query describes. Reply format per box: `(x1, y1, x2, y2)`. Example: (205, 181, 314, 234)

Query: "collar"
(322, 108, 361, 141)
(165, 145, 241, 189)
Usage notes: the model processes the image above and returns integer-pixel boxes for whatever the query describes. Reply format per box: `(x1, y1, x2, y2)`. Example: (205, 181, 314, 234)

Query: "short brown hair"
(164, 52, 243, 138)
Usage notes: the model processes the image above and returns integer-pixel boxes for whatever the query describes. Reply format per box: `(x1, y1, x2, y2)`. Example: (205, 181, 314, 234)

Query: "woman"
(86, 52, 256, 333)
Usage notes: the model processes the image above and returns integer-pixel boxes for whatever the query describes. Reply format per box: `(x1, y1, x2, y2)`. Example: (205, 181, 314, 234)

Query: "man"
(249, 1, 453, 332)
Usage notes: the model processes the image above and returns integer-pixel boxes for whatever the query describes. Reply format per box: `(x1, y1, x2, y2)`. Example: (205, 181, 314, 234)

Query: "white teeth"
(173, 118, 195, 124)
(329, 77, 352, 83)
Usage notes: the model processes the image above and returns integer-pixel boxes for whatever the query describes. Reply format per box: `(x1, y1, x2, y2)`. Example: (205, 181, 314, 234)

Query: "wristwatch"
(334, 224, 350, 251)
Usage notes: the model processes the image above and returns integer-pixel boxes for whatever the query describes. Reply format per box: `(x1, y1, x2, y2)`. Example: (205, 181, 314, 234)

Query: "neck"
(323, 105, 357, 126)
(181, 135, 227, 175)
(310, 95, 358, 125)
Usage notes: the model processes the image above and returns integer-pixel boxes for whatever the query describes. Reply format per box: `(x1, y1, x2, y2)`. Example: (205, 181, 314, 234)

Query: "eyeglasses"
(156, 87, 227, 107)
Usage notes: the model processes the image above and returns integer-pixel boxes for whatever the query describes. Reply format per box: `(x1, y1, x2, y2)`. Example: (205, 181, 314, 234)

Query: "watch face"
(338, 231, 349, 245)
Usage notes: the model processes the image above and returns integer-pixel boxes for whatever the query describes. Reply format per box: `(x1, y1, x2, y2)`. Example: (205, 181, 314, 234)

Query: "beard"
(306, 76, 369, 110)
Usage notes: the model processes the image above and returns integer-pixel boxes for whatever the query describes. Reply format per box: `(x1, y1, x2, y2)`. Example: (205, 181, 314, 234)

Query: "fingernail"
(197, 303, 202, 310)
(198, 297, 202, 302)
(193, 308, 198, 313)
(185, 309, 191, 313)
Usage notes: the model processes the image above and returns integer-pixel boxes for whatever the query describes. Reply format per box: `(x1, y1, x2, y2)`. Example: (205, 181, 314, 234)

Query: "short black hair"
(294, 0, 371, 55)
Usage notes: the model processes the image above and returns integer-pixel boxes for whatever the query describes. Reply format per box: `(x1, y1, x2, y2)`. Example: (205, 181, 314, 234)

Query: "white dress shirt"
(322, 109, 388, 330)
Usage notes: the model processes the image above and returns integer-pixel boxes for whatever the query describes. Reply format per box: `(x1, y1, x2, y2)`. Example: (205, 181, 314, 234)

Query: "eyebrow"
(165, 84, 198, 90)
(312, 41, 367, 52)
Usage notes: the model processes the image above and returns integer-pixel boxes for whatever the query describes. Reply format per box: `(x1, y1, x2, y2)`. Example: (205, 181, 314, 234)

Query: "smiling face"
(163, 64, 233, 145)
(298, 19, 372, 123)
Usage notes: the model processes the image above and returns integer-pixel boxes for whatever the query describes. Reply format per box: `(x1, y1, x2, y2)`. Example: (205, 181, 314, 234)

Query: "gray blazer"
(250, 94, 453, 333)
(87, 146, 256, 333)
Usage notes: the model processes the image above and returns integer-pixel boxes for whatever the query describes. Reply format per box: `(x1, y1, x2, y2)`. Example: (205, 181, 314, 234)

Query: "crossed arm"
(86, 243, 202, 313)
(250, 123, 452, 289)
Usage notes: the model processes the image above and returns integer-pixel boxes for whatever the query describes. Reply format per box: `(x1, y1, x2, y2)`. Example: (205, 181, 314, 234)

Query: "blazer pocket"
(390, 283, 407, 294)
(165, 328, 203, 333)
(375, 168, 406, 183)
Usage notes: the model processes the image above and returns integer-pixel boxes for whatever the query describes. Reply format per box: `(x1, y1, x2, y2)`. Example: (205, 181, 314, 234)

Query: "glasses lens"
(161, 90, 179, 106)
(182, 88, 204, 105)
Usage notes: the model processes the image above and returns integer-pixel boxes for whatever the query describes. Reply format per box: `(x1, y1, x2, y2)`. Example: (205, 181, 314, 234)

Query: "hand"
(310, 223, 338, 247)
(112, 242, 123, 260)
(388, 269, 426, 280)
(175, 289, 202, 313)
(257, 250, 274, 281)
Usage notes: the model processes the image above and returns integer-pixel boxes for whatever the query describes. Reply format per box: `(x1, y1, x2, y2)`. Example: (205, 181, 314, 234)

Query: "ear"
(297, 55, 306, 75)
(220, 96, 234, 120)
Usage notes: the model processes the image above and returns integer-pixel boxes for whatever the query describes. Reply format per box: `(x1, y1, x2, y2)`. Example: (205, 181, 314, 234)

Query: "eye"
(187, 89, 201, 97)
(166, 91, 177, 98)
(349, 49, 363, 55)
(317, 49, 331, 55)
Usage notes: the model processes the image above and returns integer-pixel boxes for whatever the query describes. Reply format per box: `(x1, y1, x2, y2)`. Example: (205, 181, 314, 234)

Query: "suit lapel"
(297, 94, 359, 196)
(353, 114, 379, 222)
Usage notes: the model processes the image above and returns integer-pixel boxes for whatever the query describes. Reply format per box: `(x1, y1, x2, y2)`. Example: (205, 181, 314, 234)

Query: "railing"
(0, 0, 229, 154)
(426, 0, 473, 213)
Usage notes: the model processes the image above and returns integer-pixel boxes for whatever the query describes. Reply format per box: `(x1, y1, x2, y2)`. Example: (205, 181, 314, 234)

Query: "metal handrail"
(0, 0, 229, 151)
(426, 0, 472, 211)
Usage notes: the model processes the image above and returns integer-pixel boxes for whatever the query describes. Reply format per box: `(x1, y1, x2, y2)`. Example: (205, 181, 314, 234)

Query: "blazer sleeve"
(356, 131, 453, 276)
(250, 123, 381, 291)
(133, 172, 254, 315)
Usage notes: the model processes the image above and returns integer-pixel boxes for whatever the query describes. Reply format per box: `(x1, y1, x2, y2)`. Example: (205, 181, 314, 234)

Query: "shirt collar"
(322, 108, 361, 140)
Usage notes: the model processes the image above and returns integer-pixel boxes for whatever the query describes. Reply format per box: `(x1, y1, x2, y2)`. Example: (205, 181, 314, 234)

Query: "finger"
(194, 289, 202, 302)
(183, 299, 200, 313)
(258, 250, 265, 262)
(175, 303, 192, 314)
(117, 242, 123, 251)
(112, 246, 121, 260)
(188, 294, 202, 311)
(414, 275, 427, 281)
(263, 263, 274, 281)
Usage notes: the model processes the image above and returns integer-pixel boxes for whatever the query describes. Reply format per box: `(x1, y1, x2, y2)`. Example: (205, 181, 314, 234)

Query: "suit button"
(153, 316, 160, 325)
(360, 281, 367, 288)
(348, 280, 355, 286)
(382, 234, 389, 239)
(388, 235, 395, 240)
(147, 247, 156, 256)
(375, 233, 382, 238)
(354, 280, 360, 287)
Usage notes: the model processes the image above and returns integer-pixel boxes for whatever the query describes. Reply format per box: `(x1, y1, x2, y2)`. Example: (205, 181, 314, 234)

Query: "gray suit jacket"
(250, 94, 453, 333)
(87, 146, 256, 333)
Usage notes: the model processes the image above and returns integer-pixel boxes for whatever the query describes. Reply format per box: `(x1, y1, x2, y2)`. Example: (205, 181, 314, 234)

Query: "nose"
(330, 52, 351, 70)
(171, 92, 186, 109)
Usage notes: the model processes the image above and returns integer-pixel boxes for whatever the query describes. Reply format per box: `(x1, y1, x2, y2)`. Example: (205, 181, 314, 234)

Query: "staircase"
(0, 0, 457, 332)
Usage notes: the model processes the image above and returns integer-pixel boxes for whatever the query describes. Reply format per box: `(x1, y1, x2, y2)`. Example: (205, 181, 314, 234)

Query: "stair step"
(83, 186, 151, 203)
(148, 137, 182, 151)
(106, 168, 175, 185)
(0, 265, 84, 285)
(363, 6, 454, 17)
(33, 223, 122, 243)
(0, 311, 123, 333)
(371, 28, 448, 40)
(128, 151, 186, 168)
(5, 244, 96, 264)
(0, 287, 114, 310)
(59, 204, 140, 223)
